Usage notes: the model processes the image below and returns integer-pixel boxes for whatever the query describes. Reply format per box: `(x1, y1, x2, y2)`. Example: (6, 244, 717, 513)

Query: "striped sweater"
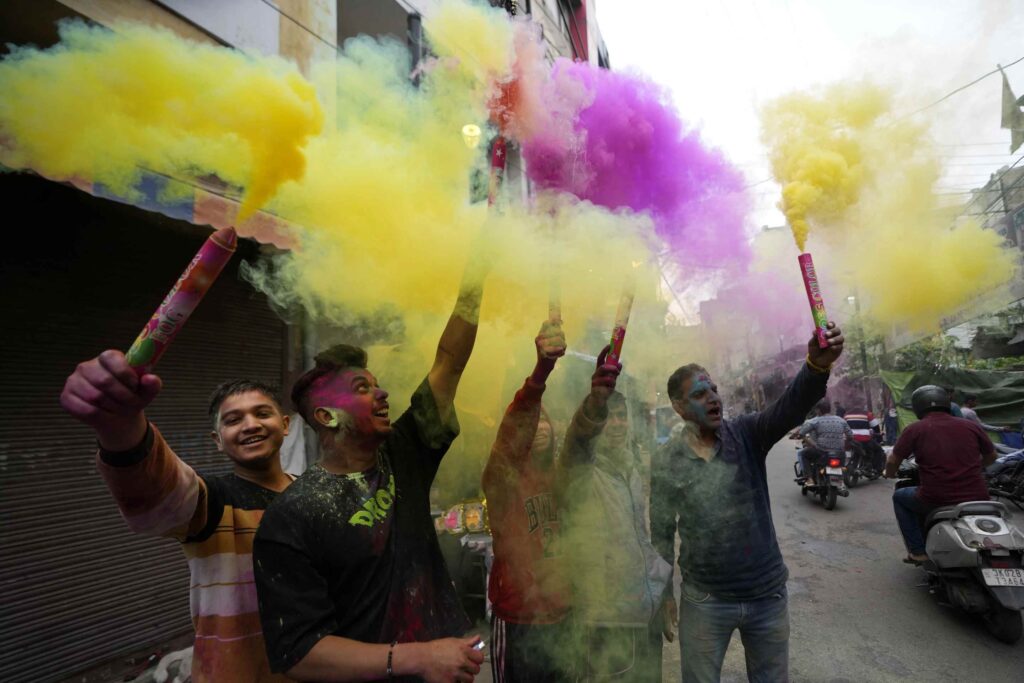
(97, 424, 291, 683)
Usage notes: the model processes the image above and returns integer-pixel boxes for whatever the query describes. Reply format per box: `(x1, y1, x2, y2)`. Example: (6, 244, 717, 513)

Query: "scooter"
(795, 446, 849, 510)
(896, 457, 1024, 643)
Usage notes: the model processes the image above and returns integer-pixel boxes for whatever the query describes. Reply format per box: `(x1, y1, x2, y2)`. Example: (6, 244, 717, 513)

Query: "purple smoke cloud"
(523, 60, 751, 271)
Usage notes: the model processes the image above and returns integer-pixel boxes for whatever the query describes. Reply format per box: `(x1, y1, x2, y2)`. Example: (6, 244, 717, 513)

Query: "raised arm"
(428, 257, 487, 419)
(559, 346, 621, 470)
(484, 321, 565, 482)
(752, 323, 844, 453)
(60, 350, 208, 539)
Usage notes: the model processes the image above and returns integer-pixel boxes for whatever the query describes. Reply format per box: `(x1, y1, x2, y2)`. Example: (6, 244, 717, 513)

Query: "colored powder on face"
(0, 21, 323, 221)
(522, 60, 751, 270)
(759, 81, 1015, 331)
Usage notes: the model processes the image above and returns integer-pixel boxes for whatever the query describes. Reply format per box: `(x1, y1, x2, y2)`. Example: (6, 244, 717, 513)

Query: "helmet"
(910, 385, 951, 419)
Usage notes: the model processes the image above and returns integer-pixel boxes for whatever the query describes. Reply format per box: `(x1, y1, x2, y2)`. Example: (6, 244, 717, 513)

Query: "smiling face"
(211, 390, 290, 469)
(310, 368, 391, 439)
(674, 372, 723, 432)
(605, 399, 629, 450)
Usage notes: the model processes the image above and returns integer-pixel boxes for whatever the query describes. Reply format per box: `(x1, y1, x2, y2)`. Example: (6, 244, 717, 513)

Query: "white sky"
(596, 0, 1024, 230)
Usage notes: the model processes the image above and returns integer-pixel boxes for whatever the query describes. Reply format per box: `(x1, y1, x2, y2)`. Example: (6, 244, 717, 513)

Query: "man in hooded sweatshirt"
(558, 347, 671, 681)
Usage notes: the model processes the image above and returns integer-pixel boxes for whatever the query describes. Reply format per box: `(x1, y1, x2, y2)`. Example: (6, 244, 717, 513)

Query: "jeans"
(678, 582, 789, 683)
(491, 616, 571, 683)
(796, 447, 822, 481)
(892, 486, 935, 555)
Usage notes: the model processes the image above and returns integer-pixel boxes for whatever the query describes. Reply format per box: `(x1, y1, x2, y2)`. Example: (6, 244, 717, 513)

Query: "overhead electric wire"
(898, 54, 1024, 120)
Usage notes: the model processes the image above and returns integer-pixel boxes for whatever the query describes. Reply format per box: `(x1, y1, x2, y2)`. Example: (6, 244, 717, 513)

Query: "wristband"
(387, 640, 398, 679)
(806, 354, 832, 374)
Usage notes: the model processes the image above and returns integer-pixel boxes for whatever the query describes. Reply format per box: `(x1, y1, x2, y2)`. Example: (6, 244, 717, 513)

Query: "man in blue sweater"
(651, 322, 844, 682)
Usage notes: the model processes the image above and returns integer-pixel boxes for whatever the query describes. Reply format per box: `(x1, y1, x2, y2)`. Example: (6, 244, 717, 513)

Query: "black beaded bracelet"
(387, 640, 398, 679)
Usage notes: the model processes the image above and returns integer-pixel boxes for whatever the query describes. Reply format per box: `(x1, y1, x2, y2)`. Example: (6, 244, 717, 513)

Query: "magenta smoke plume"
(523, 60, 750, 269)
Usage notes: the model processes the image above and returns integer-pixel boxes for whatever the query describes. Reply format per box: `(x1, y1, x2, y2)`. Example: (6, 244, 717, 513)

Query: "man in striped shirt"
(61, 351, 295, 682)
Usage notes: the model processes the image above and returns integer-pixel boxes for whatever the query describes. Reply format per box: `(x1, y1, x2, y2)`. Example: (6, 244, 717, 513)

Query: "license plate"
(826, 467, 843, 475)
(982, 568, 1024, 587)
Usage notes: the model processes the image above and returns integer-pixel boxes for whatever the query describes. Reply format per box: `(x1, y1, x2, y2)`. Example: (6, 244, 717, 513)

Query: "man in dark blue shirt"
(651, 323, 844, 682)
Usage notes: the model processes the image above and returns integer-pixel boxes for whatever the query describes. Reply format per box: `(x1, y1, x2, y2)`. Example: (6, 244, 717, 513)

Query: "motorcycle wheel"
(820, 486, 838, 510)
(983, 605, 1023, 644)
(848, 470, 860, 487)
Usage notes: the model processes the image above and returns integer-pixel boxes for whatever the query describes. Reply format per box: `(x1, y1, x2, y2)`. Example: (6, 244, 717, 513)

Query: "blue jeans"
(892, 486, 935, 555)
(678, 582, 789, 683)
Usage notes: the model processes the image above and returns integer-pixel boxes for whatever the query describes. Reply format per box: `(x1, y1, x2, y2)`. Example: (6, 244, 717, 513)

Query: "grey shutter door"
(0, 175, 287, 682)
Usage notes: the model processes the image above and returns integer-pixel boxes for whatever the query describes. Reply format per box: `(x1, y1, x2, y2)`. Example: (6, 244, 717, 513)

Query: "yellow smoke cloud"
(0, 2, 669, 486)
(761, 82, 885, 251)
(0, 21, 323, 220)
(760, 81, 1016, 332)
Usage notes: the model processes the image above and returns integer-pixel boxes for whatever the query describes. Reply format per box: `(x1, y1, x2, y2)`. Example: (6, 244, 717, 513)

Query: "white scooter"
(897, 456, 1024, 643)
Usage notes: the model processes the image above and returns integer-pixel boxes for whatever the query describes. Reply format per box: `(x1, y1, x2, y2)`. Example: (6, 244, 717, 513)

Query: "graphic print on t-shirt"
(348, 473, 396, 527)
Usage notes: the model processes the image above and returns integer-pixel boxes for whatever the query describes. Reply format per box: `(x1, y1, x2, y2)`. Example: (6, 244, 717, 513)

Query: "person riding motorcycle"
(884, 385, 997, 564)
(797, 401, 852, 485)
(845, 409, 886, 475)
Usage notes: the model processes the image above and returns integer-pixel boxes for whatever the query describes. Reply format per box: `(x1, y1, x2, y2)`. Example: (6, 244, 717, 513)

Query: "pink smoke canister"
(798, 252, 830, 349)
(605, 287, 636, 367)
(125, 227, 238, 374)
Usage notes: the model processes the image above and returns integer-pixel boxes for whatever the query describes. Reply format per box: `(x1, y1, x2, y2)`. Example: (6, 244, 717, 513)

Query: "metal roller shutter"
(0, 175, 288, 682)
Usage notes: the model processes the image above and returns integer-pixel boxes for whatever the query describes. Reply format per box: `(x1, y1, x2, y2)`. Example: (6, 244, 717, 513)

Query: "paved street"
(658, 439, 1024, 682)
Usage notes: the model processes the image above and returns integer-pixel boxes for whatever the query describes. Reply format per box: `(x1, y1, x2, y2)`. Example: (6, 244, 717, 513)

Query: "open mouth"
(373, 405, 390, 419)
(239, 435, 267, 446)
(707, 407, 722, 420)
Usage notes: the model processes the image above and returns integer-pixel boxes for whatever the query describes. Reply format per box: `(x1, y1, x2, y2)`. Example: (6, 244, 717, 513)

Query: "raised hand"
(535, 319, 567, 363)
(591, 344, 622, 402)
(807, 321, 844, 370)
(60, 350, 162, 451)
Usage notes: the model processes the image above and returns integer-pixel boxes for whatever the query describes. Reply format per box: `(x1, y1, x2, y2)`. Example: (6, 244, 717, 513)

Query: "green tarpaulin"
(880, 368, 1024, 429)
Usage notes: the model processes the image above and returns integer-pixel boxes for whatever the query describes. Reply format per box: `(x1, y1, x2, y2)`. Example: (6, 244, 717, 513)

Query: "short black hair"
(290, 344, 368, 425)
(815, 400, 831, 415)
(667, 364, 708, 402)
(208, 379, 283, 428)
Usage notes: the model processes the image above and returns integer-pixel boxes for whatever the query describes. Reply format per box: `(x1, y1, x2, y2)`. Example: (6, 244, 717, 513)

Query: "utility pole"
(852, 292, 874, 413)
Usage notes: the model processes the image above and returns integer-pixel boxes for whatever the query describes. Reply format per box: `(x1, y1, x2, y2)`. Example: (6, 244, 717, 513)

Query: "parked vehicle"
(896, 456, 1024, 643)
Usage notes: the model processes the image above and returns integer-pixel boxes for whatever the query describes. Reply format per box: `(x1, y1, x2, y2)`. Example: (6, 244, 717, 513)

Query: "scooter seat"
(924, 506, 958, 529)
(924, 501, 1007, 529)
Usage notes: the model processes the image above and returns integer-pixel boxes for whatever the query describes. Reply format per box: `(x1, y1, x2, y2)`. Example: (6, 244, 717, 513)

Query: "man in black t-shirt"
(254, 272, 487, 683)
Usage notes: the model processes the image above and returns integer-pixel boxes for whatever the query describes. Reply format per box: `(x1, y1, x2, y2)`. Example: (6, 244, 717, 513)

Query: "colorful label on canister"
(126, 229, 236, 373)
(798, 252, 830, 349)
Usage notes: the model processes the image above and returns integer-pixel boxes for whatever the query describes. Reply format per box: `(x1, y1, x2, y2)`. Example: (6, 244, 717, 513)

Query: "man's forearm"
(288, 636, 423, 682)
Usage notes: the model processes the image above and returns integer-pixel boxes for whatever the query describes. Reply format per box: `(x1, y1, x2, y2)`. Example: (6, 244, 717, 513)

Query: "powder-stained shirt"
(482, 377, 569, 625)
(891, 411, 993, 506)
(558, 402, 671, 628)
(651, 365, 828, 601)
(253, 378, 469, 677)
(799, 414, 852, 452)
(97, 425, 291, 683)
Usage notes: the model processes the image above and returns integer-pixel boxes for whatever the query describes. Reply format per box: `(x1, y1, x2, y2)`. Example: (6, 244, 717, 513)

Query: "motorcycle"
(896, 456, 1024, 643)
(845, 440, 884, 487)
(794, 445, 850, 510)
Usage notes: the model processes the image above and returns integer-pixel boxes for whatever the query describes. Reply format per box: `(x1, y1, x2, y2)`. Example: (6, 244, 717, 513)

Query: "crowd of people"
(63, 277, 999, 682)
